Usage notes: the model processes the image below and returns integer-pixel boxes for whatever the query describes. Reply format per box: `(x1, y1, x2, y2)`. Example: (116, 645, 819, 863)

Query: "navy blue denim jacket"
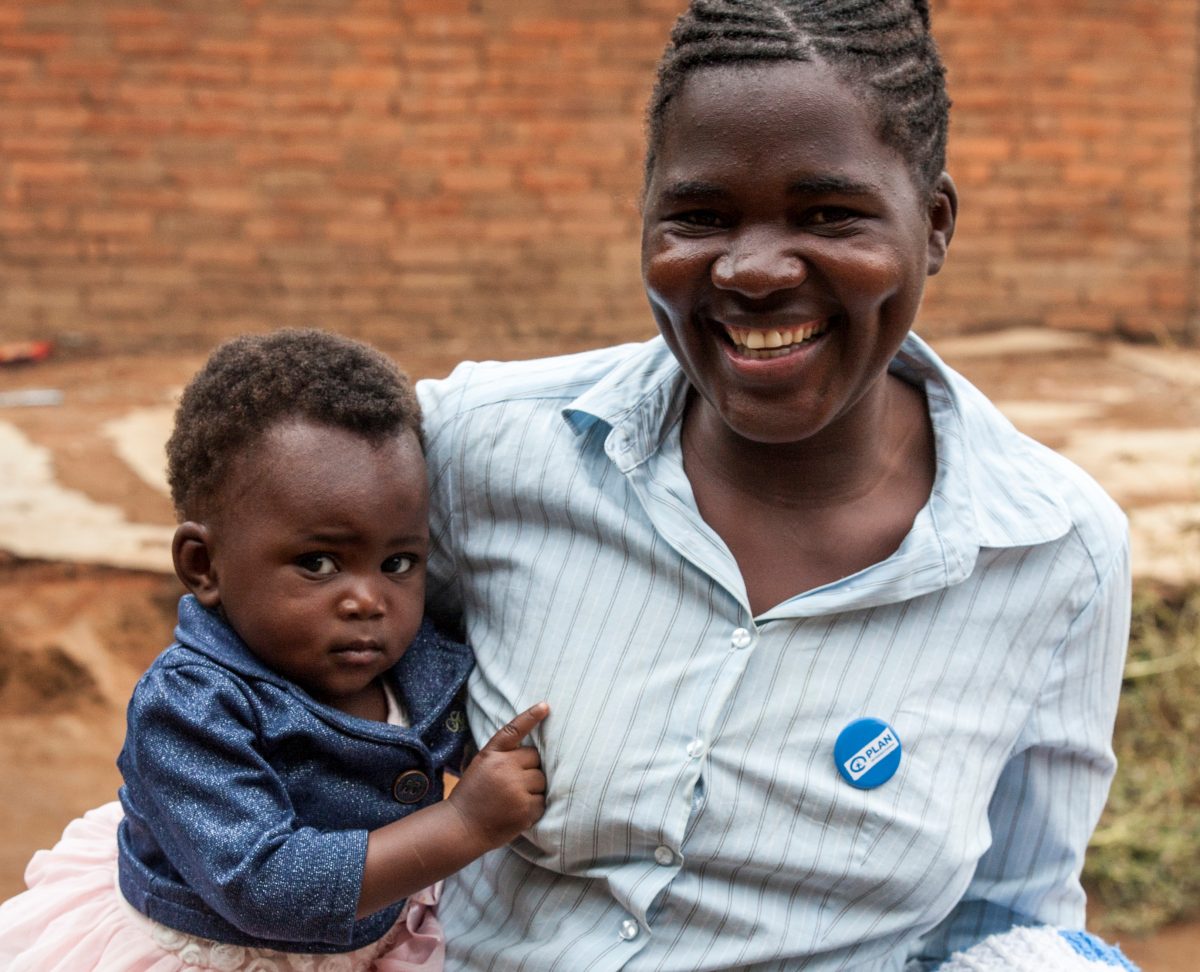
(116, 595, 472, 953)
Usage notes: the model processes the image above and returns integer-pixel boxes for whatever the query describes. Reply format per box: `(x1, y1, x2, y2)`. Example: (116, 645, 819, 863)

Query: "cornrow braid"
(645, 0, 950, 193)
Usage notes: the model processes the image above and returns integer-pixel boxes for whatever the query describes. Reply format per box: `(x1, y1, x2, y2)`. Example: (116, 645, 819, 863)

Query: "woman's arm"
(908, 543, 1131, 966)
(356, 702, 548, 917)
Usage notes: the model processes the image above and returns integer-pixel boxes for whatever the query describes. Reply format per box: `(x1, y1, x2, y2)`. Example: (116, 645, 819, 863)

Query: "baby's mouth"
(332, 641, 385, 660)
(722, 320, 830, 359)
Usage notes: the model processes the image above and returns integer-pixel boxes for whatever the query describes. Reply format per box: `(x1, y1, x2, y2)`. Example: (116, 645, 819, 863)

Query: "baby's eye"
(297, 554, 338, 575)
(382, 554, 415, 575)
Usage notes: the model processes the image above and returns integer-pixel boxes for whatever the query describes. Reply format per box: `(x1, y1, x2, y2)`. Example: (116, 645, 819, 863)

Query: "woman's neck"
(681, 374, 932, 512)
(680, 374, 936, 610)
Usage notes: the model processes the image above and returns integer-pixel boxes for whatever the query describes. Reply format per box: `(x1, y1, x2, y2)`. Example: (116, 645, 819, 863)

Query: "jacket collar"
(172, 595, 472, 733)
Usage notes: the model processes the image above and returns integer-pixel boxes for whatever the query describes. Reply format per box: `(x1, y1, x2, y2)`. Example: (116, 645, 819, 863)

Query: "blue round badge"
(834, 717, 902, 790)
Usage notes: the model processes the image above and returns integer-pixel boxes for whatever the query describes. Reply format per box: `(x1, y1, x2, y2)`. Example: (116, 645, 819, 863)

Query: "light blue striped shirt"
(417, 334, 1130, 972)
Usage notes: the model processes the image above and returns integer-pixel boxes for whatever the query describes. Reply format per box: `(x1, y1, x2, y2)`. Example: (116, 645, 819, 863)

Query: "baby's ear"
(172, 522, 221, 609)
(926, 172, 957, 276)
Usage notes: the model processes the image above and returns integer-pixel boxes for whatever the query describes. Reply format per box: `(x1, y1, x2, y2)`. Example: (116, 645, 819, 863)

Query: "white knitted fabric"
(938, 927, 1132, 971)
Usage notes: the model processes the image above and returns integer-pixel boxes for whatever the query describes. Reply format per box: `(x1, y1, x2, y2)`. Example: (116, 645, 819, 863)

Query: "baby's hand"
(447, 702, 549, 849)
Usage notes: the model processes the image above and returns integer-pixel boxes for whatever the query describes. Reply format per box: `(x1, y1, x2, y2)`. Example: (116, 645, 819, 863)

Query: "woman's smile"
(720, 318, 832, 359)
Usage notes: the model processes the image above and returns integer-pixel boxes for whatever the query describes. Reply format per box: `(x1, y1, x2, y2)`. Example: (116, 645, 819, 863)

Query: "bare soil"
(0, 330, 1197, 970)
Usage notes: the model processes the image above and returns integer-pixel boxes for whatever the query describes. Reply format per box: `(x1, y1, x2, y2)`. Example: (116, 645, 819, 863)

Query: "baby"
(0, 328, 548, 971)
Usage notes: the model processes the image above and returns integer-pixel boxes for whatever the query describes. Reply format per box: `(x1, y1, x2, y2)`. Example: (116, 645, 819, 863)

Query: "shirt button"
(686, 738, 705, 759)
(654, 845, 675, 866)
(730, 627, 753, 650)
(619, 918, 640, 941)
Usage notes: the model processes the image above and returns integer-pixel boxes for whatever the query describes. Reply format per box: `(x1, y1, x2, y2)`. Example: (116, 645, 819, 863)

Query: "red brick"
(87, 286, 167, 312)
(333, 17, 407, 41)
(440, 167, 515, 193)
(195, 39, 272, 61)
(184, 241, 260, 266)
(78, 211, 154, 236)
(103, 9, 170, 30)
(187, 188, 256, 212)
(326, 219, 397, 245)
(113, 32, 190, 57)
(255, 14, 331, 39)
(330, 65, 402, 90)
(9, 160, 90, 183)
(0, 32, 71, 55)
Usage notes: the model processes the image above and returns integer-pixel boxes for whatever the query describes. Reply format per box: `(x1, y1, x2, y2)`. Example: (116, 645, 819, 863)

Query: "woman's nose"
(711, 229, 806, 299)
(337, 578, 386, 619)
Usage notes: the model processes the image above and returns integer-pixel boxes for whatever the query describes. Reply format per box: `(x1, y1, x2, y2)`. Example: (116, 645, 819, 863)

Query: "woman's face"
(641, 60, 955, 447)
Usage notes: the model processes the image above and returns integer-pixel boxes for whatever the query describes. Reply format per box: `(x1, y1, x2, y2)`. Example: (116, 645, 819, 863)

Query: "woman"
(418, 1, 1130, 969)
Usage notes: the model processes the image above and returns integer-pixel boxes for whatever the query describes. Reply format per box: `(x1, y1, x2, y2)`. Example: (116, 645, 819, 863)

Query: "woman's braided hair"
(645, 0, 950, 193)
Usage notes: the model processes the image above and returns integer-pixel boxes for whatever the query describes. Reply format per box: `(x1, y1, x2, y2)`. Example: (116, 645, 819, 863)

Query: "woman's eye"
(671, 210, 729, 230)
(298, 554, 337, 575)
(382, 555, 415, 575)
(806, 206, 858, 227)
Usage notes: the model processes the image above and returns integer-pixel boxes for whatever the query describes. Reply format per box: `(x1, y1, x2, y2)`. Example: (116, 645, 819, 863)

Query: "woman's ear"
(926, 172, 958, 276)
(173, 522, 221, 609)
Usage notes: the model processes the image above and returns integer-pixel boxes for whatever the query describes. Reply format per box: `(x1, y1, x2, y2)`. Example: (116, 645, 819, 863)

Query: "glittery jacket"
(116, 594, 472, 953)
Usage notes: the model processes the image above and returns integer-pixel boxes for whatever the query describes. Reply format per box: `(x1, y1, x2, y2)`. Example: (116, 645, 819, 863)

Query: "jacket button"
(392, 770, 430, 804)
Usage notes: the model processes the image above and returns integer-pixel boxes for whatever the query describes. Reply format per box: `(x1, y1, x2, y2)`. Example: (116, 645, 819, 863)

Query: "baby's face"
(205, 419, 428, 717)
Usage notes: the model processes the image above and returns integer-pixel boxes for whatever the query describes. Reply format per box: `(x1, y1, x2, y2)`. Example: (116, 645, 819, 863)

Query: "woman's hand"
(447, 702, 549, 848)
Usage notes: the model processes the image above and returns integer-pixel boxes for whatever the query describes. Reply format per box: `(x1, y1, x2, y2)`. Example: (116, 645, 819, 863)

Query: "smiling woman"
(413, 2, 1133, 970)
(641, 58, 957, 605)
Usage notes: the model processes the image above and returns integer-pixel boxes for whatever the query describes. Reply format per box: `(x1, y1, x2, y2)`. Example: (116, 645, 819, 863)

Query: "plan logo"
(842, 727, 899, 782)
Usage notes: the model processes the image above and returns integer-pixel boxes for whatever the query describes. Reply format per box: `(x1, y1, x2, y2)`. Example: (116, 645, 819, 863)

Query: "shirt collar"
(561, 336, 685, 466)
(894, 332, 1072, 551)
(559, 332, 1072, 555)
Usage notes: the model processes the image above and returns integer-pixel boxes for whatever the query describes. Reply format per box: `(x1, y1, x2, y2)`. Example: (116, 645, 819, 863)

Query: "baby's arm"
(356, 701, 549, 918)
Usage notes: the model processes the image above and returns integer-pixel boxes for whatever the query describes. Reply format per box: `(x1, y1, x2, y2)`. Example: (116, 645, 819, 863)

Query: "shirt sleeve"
(907, 538, 1131, 968)
(416, 367, 472, 635)
(123, 662, 368, 947)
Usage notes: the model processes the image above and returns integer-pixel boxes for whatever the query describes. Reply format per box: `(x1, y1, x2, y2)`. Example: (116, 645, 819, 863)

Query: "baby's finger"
(482, 702, 550, 753)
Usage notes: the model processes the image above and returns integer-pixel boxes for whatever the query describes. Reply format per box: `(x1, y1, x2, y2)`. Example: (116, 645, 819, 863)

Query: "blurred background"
(1, 1, 1198, 967)
(1, 0, 1195, 354)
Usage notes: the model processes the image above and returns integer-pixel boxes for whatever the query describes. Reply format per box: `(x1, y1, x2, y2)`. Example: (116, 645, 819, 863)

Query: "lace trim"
(114, 866, 398, 972)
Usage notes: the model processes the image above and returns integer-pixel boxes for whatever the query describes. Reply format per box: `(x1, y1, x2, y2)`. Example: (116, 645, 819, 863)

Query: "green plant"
(1084, 585, 1200, 934)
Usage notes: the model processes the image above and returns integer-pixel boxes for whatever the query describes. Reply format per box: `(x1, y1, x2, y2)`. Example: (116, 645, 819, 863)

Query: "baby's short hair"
(166, 328, 421, 520)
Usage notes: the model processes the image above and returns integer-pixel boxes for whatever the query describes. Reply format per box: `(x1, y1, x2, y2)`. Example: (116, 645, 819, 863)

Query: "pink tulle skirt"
(0, 801, 445, 972)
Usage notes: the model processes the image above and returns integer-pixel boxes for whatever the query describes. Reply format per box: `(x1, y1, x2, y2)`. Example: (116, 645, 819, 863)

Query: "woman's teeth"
(724, 321, 828, 357)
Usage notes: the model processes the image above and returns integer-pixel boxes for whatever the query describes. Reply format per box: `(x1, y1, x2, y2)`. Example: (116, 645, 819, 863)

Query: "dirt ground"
(0, 327, 1197, 969)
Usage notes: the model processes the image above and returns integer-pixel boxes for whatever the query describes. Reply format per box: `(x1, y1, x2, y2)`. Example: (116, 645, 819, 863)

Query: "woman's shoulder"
(907, 334, 1128, 572)
(416, 337, 671, 418)
(951, 368, 1126, 550)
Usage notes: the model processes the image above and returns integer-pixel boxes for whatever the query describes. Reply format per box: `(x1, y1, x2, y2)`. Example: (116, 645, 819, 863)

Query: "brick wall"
(933, 0, 1197, 342)
(1, 0, 1195, 355)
